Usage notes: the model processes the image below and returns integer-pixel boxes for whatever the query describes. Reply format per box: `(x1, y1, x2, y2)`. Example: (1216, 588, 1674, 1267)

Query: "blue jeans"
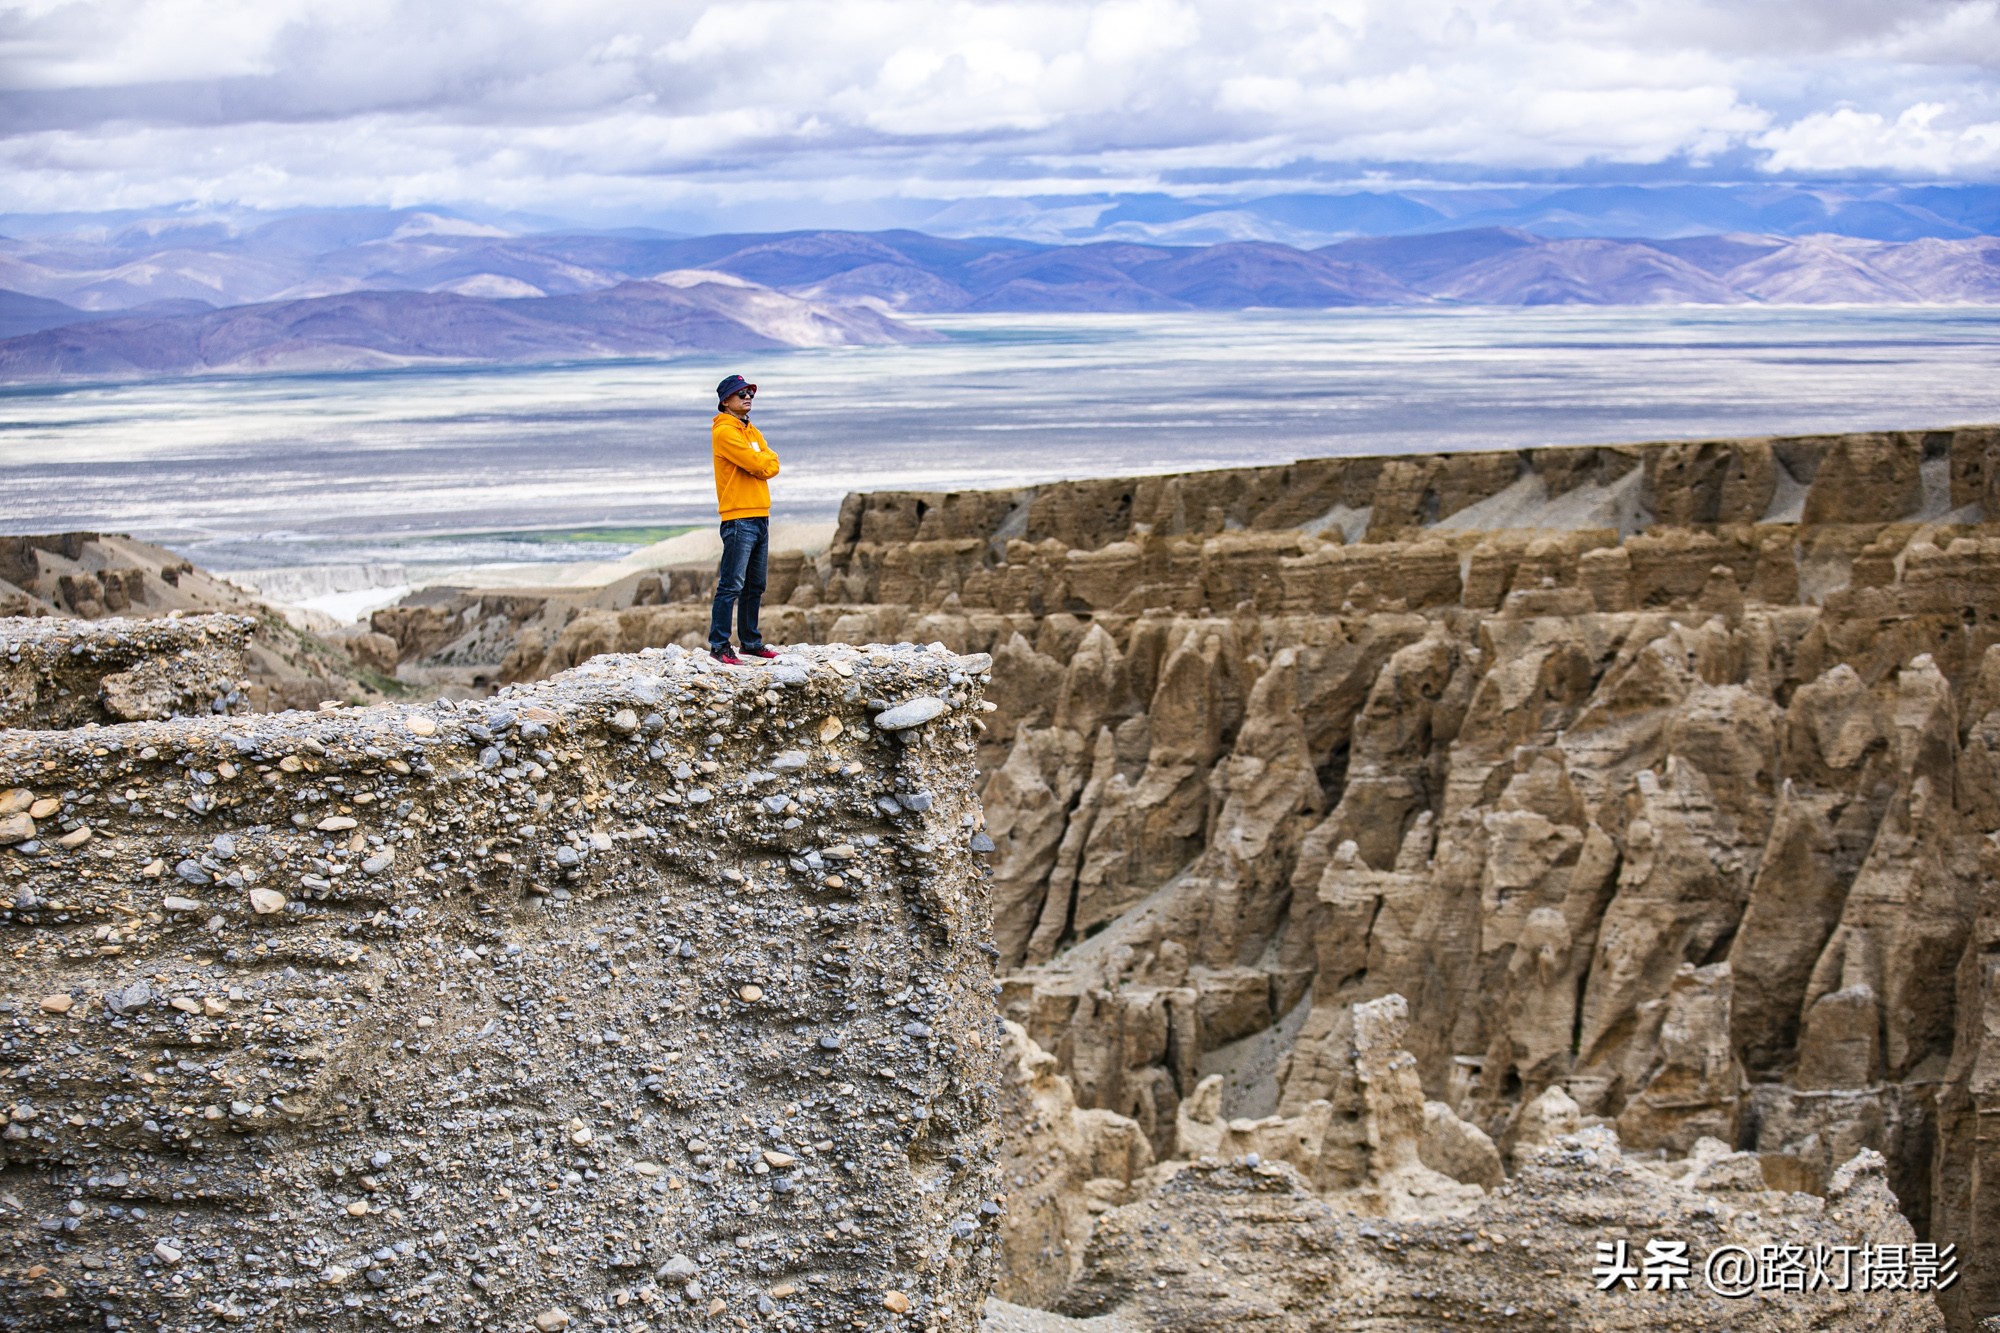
(709, 516, 768, 652)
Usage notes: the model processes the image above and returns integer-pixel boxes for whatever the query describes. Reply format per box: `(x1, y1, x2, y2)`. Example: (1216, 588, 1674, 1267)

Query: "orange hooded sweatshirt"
(711, 411, 781, 520)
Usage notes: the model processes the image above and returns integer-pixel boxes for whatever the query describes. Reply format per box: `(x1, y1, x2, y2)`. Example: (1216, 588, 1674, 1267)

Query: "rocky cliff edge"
(1, 631, 1003, 1331)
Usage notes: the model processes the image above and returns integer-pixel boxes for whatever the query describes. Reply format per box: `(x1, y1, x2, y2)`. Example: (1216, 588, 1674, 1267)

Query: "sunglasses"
(731, 389, 755, 400)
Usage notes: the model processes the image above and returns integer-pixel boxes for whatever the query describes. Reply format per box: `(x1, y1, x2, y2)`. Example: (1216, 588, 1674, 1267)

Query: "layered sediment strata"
(0, 642, 1003, 1331)
(364, 425, 2000, 1327)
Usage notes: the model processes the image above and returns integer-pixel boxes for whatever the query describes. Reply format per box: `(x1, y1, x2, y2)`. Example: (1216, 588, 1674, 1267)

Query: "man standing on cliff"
(708, 373, 781, 665)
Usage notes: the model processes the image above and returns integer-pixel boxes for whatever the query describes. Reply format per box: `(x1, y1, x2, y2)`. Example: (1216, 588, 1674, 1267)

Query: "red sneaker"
(711, 648, 745, 666)
(742, 645, 780, 660)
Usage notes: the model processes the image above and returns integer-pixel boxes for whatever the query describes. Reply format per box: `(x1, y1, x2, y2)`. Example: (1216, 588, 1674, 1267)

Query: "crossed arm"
(715, 423, 781, 479)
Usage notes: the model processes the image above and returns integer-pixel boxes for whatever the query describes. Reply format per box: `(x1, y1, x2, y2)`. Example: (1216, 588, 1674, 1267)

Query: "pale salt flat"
(2, 306, 1997, 586)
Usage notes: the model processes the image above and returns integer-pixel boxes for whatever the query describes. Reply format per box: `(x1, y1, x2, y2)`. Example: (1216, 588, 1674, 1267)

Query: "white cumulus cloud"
(1756, 103, 2000, 174)
(0, 0, 1994, 221)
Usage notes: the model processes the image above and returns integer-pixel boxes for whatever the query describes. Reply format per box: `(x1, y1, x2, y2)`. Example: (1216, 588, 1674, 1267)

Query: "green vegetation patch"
(441, 525, 699, 547)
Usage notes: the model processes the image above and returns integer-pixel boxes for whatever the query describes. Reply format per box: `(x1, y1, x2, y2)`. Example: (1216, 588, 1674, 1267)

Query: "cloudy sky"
(2, 0, 1998, 228)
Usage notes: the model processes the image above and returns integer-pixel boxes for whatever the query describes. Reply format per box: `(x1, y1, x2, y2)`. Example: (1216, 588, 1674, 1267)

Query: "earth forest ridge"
(9, 425, 2000, 1328)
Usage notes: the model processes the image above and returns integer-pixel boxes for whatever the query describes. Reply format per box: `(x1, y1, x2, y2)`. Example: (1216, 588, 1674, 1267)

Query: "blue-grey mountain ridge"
(2, 196, 1998, 383)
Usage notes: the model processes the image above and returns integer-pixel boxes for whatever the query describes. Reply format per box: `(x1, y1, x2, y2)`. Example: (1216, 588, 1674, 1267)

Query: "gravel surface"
(2, 615, 254, 730)
(1, 639, 1004, 1331)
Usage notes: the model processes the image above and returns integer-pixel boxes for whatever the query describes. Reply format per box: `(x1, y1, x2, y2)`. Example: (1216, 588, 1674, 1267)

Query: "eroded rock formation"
(988, 994, 1943, 1331)
(1056, 1133, 1941, 1332)
(853, 427, 2000, 1330)
(1, 534, 397, 711)
(1, 615, 255, 730)
(1, 625, 1005, 1330)
(355, 425, 2000, 1327)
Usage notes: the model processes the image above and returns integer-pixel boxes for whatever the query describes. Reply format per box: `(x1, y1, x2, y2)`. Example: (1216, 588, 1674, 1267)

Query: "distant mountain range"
(16, 182, 1990, 248)
(2, 203, 1997, 384)
(0, 273, 935, 383)
(1042, 182, 2000, 248)
(0, 289, 213, 340)
(1, 207, 1995, 315)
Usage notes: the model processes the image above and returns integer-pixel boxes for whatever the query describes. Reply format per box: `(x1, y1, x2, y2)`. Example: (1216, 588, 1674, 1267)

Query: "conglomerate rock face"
(0, 641, 1004, 1331)
(1, 616, 255, 730)
(363, 425, 2000, 1328)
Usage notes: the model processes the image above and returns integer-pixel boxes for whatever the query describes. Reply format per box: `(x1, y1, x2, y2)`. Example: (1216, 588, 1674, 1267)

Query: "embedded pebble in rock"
(0, 638, 1000, 1332)
(106, 983, 150, 1015)
(0, 812, 32, 845)
(874, 696, 946, 730)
